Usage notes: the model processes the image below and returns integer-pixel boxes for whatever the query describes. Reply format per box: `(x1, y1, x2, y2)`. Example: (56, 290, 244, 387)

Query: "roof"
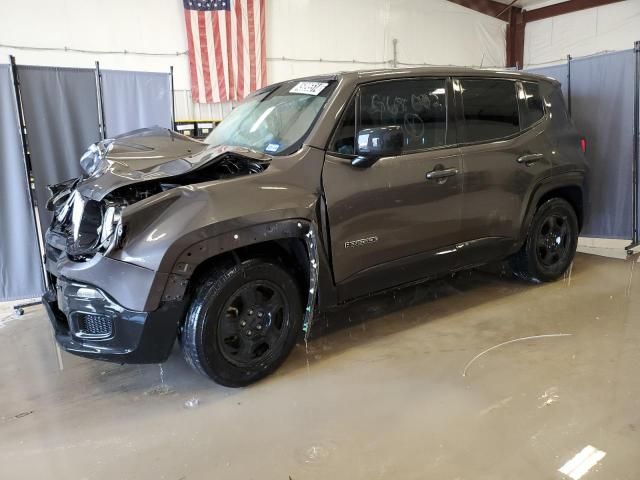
(336, 66, 560, 84)
(261, 66, 561, 96)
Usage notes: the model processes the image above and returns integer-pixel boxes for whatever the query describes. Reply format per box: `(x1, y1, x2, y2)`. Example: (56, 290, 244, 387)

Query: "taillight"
(580, 138, 587, 153)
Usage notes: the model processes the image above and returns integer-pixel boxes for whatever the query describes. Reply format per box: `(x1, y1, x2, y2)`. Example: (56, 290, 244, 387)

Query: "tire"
(509, 198, 579, 282)
(181, 258, 303, 387)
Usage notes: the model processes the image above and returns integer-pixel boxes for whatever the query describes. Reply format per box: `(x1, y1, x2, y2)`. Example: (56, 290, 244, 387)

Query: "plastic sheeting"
(571, 50, 635, 239)
(17, 66, 100, 225)
(101, 70, 172, 137)
(0, 65, 44, 301)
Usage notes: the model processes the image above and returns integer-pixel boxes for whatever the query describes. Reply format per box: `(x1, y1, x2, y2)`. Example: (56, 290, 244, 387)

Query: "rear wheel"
(509, 198, 578, 282)
(181, 259, 302, 387)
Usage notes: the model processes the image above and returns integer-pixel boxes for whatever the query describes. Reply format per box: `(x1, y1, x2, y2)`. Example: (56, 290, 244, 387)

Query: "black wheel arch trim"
(157, 218, 338, 329)
(518, 171, 585, 248)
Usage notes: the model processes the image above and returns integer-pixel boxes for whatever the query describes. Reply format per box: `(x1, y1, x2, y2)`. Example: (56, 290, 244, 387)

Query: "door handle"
(517, 153, 544, 164)
(426, 167, 458, 180)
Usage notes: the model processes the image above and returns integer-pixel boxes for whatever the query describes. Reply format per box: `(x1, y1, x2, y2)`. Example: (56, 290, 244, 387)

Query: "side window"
(359, 78, 447, 152)
(460, 79, 519, 143)
(519, 81, 545, 128)
(331, 96, 356, 155)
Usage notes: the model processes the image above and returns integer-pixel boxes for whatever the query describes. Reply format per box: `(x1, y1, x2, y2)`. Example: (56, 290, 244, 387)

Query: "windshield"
(204, 80, 335, 155)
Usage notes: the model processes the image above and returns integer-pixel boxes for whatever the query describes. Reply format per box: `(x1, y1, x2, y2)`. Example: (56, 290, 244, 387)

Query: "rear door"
(455, 77, 552, 262)
(322, 77, 464, 298)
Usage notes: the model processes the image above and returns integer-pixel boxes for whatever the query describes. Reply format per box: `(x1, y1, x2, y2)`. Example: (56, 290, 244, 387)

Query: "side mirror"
(351, 126, 404, 168)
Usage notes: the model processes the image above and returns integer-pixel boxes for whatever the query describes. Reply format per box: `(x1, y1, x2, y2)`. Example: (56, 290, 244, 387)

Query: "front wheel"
(509, 198, 579, 282)
(181, 259, 303, 387)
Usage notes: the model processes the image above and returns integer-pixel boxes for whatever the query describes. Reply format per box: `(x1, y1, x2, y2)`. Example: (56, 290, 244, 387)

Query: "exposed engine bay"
(47, 153, 269, 261)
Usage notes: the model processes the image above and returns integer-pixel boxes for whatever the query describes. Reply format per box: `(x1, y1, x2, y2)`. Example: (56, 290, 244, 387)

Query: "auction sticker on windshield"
(290, 82, 329, 96)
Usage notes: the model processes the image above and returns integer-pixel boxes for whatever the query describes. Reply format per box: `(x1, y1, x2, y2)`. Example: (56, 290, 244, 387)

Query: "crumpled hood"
(76, 127, 273, 201)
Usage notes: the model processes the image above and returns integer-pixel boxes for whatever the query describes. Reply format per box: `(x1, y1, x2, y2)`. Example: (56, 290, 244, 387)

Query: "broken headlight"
(80, 139, 113, 177)
(65, 192, 124, 258)
(98, 204, 123, 253)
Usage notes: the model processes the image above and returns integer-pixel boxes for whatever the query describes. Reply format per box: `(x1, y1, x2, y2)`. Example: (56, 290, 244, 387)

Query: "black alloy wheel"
(217, 280, 290, 368)
(509, 197, 579, 282)
(535, 214, 572, 268)
(181, 259, 303, 387)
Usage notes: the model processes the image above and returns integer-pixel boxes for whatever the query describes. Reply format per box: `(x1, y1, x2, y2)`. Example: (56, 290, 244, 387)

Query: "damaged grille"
(46, 152, 269, 262)
(49, 190, 110, 261)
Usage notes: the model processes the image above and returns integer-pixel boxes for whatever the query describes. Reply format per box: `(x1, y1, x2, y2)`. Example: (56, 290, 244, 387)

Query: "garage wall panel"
(17, 66, 101, 224)
(0, 65, 44, 301)
(524, 1, 640, 67)
(101, 70, 172, 137)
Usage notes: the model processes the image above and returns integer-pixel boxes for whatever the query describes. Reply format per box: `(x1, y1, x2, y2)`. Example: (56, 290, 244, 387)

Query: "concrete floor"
(1, 253, 639, 480)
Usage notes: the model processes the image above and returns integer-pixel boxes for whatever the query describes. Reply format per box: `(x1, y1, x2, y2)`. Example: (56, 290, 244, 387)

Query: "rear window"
(519, 81, 545, 128)
(460, 79, 520, 143)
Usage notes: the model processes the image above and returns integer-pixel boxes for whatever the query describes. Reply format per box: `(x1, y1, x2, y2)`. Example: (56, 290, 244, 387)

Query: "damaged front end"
(46, 130, 271, 262)
(47, 187, 125, 261)
(42, 129, 277, 363)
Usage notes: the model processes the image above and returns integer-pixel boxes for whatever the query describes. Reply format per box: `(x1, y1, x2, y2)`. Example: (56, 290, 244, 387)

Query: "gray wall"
(101, 70, 172, 137)
(571, 50, 635, 238)
(0, 65, 44, 301)
(17, 66, 101, 224)
(529, 50, 636, 239)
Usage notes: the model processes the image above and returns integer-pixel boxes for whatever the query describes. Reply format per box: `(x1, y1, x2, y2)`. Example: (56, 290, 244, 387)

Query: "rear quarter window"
(519, 81, 545, 128)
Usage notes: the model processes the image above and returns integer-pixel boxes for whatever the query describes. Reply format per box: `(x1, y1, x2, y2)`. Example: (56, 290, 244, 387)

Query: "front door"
(322, 77, 464, 299)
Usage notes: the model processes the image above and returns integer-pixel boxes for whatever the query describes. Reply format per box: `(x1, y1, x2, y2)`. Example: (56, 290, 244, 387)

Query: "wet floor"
(1, 253, 639, 479)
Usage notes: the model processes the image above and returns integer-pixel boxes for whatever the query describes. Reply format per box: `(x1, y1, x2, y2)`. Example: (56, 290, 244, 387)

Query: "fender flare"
(518, 172, 585, 246)
(158, 219, 333, 335)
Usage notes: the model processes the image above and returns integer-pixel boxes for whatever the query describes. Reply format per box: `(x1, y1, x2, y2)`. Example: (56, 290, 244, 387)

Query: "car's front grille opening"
(77, 314, 113, 338)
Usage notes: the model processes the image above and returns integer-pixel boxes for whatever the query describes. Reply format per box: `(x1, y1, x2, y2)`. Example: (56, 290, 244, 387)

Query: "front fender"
(160, 218, 329, 334)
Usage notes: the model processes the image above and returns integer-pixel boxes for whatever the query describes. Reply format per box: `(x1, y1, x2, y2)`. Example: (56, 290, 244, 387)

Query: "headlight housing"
(65, 193, 124, 259)
(98, 204, 123, 254)
(79, 139, 114, 177)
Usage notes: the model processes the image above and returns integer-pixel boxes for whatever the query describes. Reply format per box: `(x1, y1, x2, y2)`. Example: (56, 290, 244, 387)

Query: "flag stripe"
(197, 10, 213, 103)
(259, 0, 266, 87)
(247, 0, 256, 92)
(183, 0, 265, 103)
(234, 1, 245, 99)
(204, 11, 220, 103)
(189, 10, 206, 103)
(225, 10, 236, 101)
(241, 0, 250, 98)
(212, 9, 227, 101)
(183, 9, 199, 103)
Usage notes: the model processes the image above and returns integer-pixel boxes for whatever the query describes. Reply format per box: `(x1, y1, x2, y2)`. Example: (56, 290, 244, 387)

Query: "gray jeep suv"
(43, 67, 587, 386)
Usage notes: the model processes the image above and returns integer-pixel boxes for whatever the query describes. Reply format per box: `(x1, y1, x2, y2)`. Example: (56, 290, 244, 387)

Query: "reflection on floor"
(1, 253, 639, 480)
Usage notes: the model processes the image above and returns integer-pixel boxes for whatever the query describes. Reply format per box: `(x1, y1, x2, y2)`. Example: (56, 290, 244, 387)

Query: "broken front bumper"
(42, 277, 184, 364)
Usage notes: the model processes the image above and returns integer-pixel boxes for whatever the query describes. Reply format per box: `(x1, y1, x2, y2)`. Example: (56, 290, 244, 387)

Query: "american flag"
(183, 0, 266, 103)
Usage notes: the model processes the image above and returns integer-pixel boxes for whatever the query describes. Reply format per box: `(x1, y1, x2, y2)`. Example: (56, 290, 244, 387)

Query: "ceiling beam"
(524, 0, 625, 23)
(447, 0, 626, 69)
(446, 0, 512, 19)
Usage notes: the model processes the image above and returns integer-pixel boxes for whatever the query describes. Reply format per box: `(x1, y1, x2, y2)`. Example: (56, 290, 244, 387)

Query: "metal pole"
(628, 41, 640, 251)
(392, 39, 398, 68)
(94, 61, 106, 139)
(8, 55, 49, 296)
(170, 65, 176, 130)
(566, 54, 572, 116)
